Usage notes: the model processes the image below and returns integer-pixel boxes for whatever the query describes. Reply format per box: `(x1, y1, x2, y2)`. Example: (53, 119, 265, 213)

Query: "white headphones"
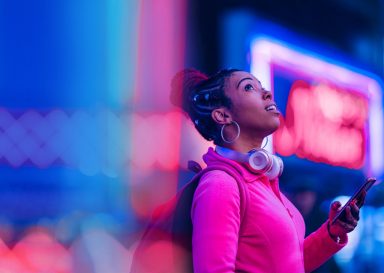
(215, 146, 284, 180)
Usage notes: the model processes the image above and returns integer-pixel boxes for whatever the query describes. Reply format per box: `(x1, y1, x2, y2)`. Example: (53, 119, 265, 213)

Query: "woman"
(170, 68, 362, 273)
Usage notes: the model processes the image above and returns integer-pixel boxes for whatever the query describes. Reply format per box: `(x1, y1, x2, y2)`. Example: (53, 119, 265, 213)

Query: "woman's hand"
(327, 191, 366, 242)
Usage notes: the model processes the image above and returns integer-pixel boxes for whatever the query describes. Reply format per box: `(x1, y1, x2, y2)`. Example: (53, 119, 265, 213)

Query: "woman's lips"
(265, 103, 280, 114)
(265, 104, 277, 111)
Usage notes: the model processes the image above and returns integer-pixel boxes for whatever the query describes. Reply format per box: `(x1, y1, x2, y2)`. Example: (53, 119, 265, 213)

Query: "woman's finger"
(344, 206, 358, 227)
(356, 190, 367, 207)
(335, 219, 355, 232)
(350, 202, 360, 221)
(329, 201, 342, 220)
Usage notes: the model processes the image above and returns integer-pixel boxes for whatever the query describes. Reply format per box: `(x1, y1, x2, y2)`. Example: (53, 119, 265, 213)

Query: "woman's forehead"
(229, 71, 261, 87)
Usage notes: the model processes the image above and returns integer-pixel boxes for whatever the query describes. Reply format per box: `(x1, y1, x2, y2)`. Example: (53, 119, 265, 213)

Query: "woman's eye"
(244, 84, 254, 91)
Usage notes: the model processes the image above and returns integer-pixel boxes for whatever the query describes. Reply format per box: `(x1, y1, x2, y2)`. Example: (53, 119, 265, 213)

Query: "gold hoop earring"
(221, 121, 240, 143)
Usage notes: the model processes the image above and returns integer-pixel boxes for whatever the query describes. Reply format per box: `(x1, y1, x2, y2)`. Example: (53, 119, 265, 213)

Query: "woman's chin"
(265, 120, 280, 135)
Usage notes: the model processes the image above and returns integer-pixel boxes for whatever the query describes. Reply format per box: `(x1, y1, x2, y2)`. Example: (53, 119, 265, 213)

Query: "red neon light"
(274, 80, 368, 169)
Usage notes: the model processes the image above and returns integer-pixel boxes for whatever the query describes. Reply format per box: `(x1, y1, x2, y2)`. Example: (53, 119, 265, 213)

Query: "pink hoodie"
(191, 148, 347, 273)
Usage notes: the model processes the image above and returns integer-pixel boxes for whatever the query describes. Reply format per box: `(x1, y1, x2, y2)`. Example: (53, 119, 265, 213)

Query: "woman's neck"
(223, 135, 265, 153)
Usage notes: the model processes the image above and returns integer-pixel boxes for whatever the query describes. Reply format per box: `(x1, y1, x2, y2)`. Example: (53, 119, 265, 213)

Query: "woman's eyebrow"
(236, 77, 253, 89)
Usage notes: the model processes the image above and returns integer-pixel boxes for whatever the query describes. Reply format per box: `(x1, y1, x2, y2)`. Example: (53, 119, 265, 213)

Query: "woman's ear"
(211, 108, 232, 125)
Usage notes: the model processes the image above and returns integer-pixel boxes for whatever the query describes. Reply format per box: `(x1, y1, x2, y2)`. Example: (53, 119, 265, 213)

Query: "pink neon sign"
(274, 80, 368, 169)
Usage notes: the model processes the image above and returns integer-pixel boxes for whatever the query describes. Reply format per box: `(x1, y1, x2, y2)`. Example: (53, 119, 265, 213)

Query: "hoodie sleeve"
(191, 170, 241, 273)
(304, 221, 347, 272)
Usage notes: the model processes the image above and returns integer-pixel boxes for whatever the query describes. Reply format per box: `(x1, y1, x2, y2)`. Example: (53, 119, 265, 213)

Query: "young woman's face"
(224, 71, 280, 138)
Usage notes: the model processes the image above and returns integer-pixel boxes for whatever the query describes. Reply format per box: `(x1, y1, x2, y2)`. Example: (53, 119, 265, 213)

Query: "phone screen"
(331, 177, 376, 225)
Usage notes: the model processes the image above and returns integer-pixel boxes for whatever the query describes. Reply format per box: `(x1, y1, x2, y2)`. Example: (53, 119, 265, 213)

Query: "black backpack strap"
(172, 161, 250, 241)
(188, 160, 203, 173)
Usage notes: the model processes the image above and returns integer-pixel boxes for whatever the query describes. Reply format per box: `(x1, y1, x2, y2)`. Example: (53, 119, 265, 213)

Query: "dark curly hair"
(170, 68, 240, 144)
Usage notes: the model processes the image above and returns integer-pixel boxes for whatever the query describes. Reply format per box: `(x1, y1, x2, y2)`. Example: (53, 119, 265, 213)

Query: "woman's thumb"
(329, 201, 342, 220)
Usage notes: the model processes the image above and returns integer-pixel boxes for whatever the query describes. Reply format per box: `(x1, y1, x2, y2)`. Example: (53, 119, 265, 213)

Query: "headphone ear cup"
(216, 145, 284, 180)
(265, 155, 284, 180)
(248, 150, 272, 173)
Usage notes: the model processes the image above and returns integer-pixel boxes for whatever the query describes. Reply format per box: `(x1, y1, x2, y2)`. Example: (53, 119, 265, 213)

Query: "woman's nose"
(263, 90, 272, 100)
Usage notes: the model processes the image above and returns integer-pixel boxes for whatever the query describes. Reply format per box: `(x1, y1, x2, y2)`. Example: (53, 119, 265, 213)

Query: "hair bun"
(170, 68, 208, 112)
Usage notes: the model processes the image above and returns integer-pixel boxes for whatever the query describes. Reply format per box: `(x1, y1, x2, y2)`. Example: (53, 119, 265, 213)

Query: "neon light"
(251, 38, 384, 176)
(105, 0, 140, 106)
(275, 81, 367, 168)
(134, 0, 187, 107)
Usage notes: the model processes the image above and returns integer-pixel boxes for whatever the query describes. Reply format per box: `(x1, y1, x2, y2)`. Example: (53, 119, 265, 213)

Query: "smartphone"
(331, 177, 376, 225)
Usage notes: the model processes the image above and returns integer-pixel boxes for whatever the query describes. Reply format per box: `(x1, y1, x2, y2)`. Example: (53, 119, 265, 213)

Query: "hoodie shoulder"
(193, 169, 241, 217)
